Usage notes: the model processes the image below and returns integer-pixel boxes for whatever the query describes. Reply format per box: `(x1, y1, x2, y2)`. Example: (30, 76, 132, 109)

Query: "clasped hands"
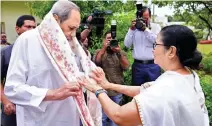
(77, 67, 111, 93)
(45, 67, 109, 101)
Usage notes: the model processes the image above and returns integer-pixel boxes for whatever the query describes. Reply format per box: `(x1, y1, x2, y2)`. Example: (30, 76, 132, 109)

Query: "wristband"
(95, 89, 108, 98)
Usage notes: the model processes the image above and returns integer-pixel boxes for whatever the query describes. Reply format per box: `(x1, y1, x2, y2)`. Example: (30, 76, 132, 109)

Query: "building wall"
(1, 1, 41, 43)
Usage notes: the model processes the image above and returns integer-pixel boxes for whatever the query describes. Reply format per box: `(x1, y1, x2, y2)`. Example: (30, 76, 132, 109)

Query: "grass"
(198, 44, 212, 54)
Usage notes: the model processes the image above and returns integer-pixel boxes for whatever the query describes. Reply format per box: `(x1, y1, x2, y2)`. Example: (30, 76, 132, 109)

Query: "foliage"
(198, 44, 212, 55)
(194, 30, 204, 42)
(25, 1, 55, 19)
(197, 52, 212, 124)
(153, 1, 212, 40)
(201, 53, 212, 73)
(198, 71, 212, 125)
(25, 0, 136, 53)
(89, 10, 135, 54)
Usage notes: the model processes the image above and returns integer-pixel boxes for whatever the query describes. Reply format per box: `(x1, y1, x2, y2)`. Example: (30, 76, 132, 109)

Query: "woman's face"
(153, 33, 179, 70)
(153, 33, 168, 69)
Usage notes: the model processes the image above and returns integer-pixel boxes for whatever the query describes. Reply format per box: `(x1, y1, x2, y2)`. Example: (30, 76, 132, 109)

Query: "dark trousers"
(132, 61, 161, 86)
(1, 104, 16, 126)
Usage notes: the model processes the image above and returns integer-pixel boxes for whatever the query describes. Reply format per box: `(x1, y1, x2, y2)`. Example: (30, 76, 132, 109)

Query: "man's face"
(16, 20, 36, 35)
(142, 10, 150, 20)
(104, 33, 112, 43)
(1, 33, 7, 43)
(59, 9, 81, 41)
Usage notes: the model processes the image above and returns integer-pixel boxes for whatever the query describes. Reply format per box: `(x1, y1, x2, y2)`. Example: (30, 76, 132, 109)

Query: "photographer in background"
(124, 5, 161, 86)
(93, 31, 130, 126)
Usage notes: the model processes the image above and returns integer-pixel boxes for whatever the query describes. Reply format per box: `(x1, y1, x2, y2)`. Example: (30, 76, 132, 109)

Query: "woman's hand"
(77, 76, 102, 93)
(89, 67, 111, 90)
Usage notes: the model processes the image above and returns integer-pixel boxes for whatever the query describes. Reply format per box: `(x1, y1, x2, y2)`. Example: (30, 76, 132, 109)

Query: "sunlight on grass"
(198, 44, 212, 54)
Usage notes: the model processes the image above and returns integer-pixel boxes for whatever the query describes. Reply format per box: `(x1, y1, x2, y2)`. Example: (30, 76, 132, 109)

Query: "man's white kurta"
(4, 28, 80, 126)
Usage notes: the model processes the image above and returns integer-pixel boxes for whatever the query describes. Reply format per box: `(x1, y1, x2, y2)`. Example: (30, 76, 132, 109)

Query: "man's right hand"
(45, 83, 80, 101)
(130, 20, 136, 30)
(103, 39, 110, 50)
(3, 101, 16, 115)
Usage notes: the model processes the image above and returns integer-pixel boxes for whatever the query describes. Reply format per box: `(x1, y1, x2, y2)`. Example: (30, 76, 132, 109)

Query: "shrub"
(199, 74, 212, 125)
(201, 53, 212, 73)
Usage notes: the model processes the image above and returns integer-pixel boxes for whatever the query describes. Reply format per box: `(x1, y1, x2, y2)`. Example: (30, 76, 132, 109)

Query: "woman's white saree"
(37, 12, 101, 126)
(134, 71, 209, 126)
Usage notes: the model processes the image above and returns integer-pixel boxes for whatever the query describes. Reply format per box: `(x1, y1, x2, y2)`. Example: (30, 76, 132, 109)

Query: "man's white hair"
(50, 0, 80, 23)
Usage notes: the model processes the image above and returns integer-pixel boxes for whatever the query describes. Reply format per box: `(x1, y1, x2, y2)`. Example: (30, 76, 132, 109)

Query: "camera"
(82, 8, 112, 36)
(110, 20, 118, 48)
(135, 3, 149, 31)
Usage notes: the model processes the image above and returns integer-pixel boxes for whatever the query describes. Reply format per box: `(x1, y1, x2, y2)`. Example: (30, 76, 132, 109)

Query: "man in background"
(1, 15, 36, 126)
(93, 31, 130, 126)
(124, 6, 161, 86)
(1, 32, 10, 49)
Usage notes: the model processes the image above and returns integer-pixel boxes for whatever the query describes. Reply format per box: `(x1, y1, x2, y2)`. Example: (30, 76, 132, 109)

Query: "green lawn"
(198, 44, 212, 54)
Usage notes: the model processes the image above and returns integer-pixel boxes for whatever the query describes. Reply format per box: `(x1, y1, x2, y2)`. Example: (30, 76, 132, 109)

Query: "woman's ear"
(167, 46, 177, 59)
(53, 14, 60, 23)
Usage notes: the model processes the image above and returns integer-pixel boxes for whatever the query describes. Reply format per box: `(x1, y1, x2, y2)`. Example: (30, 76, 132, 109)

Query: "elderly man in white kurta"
(4, 1, 100, 126)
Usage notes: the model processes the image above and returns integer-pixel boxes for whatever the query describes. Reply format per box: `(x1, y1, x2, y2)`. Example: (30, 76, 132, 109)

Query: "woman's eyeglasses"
(153, 42, 169, 50)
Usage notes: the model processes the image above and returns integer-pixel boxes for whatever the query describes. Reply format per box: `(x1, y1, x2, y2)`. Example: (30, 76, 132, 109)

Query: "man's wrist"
(44, 89, 55, 101)
(2, 98, 11, 105)
(100, 48, 106, 54)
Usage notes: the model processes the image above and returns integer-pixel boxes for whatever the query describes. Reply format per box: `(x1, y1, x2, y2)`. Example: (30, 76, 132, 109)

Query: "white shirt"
(4, 29, 80, 126)
(124, 22, 161, 60)
(134, 71, 209, 126)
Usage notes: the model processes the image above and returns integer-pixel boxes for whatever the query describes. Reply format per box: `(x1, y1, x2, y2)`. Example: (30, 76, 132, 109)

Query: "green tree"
(154, 1, 212, 40)
(25, 1, 55, 19)
(25, 1, 136, 47)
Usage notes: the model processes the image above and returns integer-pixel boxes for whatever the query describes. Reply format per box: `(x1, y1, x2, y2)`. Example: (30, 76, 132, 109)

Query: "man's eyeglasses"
(153, 42, 169, 50)
(23, 25, 36, 29)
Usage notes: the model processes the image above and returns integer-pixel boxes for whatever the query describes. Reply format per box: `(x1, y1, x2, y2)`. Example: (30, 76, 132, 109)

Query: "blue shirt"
(1, 44, 14, 84)
(124, 23, 161, 60)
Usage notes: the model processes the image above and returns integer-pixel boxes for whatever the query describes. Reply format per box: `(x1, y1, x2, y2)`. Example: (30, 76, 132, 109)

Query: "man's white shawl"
(37, 12, 101, 126)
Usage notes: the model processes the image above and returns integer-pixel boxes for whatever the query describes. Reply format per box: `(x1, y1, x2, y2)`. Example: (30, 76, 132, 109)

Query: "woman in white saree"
(79, 25, 209, 126)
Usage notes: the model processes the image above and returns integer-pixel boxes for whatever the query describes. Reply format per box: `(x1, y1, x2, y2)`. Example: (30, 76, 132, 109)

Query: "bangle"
(95, 89, 108, 98)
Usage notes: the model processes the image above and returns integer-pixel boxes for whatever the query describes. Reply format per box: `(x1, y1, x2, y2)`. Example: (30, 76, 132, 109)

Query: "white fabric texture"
(134, 71, 209, 126)
(4, 12, 102, 126)
(5, 29, 79, 126)
(37, 12, 101, 126)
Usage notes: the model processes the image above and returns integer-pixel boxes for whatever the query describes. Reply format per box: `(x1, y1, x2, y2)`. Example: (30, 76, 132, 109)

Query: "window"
(1, 22, 5, 33)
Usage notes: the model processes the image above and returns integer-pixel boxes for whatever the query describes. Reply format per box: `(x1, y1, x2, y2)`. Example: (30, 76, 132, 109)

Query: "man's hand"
(130, 20, 136, 30)
(45, 83, 81, 101)
(3, 101, 16, 115)
(111, 45, 121, 53)
(141, 21, 147, 31)
(87, 15, 93, 22)
(103, 39, 110, 50)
